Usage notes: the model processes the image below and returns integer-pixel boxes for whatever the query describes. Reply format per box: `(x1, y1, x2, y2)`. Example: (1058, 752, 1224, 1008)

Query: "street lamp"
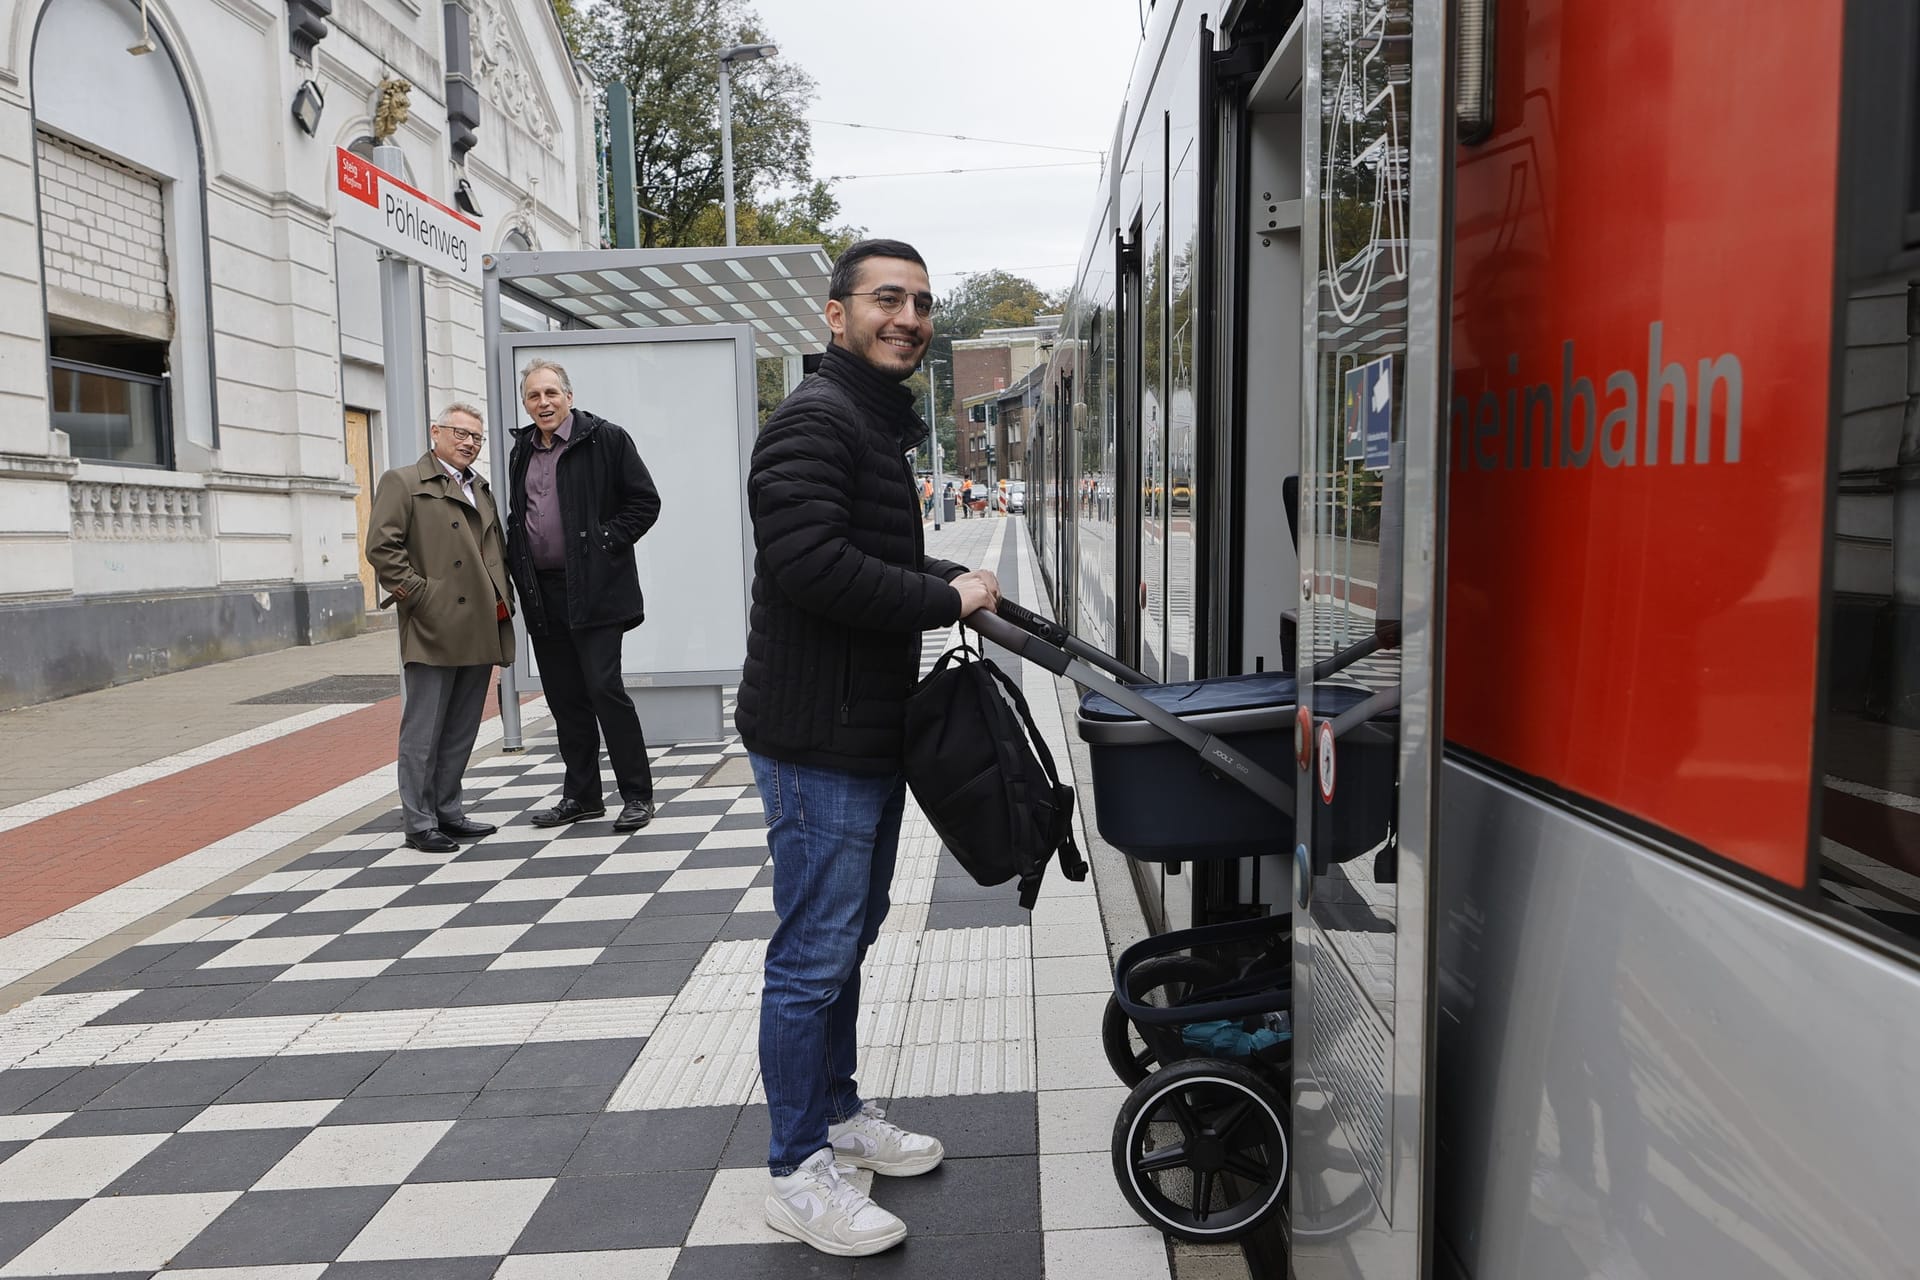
(925, 358, 948, 529)
(715, 42, 778, 247)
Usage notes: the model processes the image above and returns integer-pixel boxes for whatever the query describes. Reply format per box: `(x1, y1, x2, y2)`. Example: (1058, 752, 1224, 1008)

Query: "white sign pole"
(370, 144, 427, 715)
(367, 148, 419, 461)
(342, 144, 483, 715)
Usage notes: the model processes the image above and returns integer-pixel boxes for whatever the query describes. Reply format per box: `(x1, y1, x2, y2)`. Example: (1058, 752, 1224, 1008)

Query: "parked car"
(1007, 481, 1027, 513)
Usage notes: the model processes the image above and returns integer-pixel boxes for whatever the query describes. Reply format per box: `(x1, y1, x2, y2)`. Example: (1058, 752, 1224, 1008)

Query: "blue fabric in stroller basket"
(1077, 675, 1387, 862)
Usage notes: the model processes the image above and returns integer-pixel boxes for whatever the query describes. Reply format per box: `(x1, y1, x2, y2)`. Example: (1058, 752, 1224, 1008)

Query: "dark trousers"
(531, 570, 653, 806)
(397, 662, 492, 834)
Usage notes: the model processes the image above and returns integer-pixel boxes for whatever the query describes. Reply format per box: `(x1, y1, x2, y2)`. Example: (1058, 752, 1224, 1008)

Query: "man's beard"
(847, 328, 924, 381)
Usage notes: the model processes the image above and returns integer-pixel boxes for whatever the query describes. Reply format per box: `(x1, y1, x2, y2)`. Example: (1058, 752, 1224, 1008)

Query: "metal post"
(374, 142, 427, 710)
(482, 256, 523, 750)
(718, 60, 737, 247)
(607, 83, 640, 249)
(925, 361, 943, 530)
(374, 145, 427, 478)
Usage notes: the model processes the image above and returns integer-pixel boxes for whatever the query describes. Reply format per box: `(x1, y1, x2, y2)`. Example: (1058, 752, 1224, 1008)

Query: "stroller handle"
(966, 598, 1155, 686)
(964, 607, 1064, 673)
(993, 598, 1068, 646)
(964, 600, 1294, 813)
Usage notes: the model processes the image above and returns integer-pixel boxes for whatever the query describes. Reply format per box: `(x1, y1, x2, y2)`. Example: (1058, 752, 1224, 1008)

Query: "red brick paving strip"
(0, 697, 416, 938)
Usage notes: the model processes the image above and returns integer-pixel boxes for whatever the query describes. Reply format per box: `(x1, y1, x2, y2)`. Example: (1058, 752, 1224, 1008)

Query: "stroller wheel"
(1101, 954, 1230, 1086)
(1112, 1057, 1289, 1242)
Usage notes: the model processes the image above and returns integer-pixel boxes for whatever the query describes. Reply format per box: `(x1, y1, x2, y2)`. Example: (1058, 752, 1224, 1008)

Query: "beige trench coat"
(366, 452, 515, 667)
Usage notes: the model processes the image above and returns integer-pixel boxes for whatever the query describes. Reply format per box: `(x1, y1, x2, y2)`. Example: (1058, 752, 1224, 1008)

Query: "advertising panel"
(1444, 0, 1844, 886)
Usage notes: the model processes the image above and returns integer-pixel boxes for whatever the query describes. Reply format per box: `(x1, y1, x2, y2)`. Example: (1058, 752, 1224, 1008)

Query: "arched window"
(32, 0, 213, 468)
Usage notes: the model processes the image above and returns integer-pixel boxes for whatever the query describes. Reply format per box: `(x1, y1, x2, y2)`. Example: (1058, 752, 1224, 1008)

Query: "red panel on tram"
(1445, 0, 1843, 886)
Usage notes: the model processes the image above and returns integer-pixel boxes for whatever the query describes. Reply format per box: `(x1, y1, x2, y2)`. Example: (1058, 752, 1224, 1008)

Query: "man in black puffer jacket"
(737, 240, 1000, 1258)
(506, 359, 663, 835)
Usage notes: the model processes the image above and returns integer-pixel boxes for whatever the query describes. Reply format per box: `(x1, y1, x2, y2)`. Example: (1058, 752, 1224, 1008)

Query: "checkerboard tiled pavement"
(0, 517, 1183, 1279)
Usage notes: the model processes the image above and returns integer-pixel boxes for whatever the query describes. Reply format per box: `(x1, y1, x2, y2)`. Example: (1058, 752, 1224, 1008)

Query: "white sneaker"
(828, 1101, 945, 1176)
(765, 1148, 907, 1257)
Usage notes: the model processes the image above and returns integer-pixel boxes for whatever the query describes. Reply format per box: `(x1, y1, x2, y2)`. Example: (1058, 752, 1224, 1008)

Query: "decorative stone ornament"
(470, 0, 558, 151)
(373, 79, 412, 143)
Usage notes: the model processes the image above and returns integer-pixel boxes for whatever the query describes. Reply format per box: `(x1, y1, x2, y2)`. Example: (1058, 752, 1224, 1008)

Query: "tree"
(933, 270, 1056, 359)
(563, 0, 817, 249)
(903, 270, 1058, 464)
(683, 180, 864, 258)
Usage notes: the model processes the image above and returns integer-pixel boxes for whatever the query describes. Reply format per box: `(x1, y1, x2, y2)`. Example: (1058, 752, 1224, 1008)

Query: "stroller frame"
(964, 601, 1368, 1243)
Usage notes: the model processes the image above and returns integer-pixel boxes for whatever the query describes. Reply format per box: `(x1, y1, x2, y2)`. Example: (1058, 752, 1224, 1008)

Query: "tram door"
(1291, 0, 1451, 1275)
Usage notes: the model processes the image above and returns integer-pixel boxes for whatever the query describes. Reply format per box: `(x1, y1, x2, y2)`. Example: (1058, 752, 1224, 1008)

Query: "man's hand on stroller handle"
(953, 569, 1001, 618)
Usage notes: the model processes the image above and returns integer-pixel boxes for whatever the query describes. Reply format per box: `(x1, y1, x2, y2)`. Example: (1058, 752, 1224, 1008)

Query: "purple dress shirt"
(523, 413, 572, 571)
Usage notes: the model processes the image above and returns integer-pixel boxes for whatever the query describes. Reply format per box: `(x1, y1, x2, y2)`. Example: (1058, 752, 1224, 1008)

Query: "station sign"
(335, 147, 481, 288)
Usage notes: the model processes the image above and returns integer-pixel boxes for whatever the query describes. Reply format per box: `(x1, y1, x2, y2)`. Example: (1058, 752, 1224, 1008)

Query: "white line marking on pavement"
(0, 704, 370, 835)
(0, 992, 668, 1073)
(0, 700, 549, 994)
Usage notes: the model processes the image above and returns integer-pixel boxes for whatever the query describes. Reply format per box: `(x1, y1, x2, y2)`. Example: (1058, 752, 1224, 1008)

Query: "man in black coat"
(506, 358, 662, 833)
(736, 240, 1000, 1257)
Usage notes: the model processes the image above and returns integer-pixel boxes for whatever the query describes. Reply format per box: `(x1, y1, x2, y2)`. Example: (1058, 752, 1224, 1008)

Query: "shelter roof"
(489, 244, 833, 361)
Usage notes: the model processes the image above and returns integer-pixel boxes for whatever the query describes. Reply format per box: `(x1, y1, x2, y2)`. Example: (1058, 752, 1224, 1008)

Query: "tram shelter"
(479, 244, 834, 749)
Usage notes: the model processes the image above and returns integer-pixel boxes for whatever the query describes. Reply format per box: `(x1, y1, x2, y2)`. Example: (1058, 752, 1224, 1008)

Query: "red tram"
(1026, 1, 1920, 1275)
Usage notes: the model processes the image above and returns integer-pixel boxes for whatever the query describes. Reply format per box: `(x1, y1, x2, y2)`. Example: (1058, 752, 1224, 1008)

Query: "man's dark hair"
(828, 239, 927, 301)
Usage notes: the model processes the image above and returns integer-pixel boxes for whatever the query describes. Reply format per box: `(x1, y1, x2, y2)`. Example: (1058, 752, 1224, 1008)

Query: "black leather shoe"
(404, 829, 460, 853)
(529, 798, 607, 828)
(612, 800, 655, 832)
(438, 818, 496, 840)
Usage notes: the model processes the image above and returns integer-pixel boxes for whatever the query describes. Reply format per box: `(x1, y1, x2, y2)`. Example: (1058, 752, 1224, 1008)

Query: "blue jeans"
(749, 752, 906, 1176)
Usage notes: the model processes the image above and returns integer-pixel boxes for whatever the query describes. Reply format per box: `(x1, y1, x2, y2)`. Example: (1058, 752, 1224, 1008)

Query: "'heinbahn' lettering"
(1452, 322, 1743, 472)
(383, 192, 470, 274)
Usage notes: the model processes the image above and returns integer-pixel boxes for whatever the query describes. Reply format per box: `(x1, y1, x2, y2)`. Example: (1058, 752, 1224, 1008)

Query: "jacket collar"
(817, 343, 927, 452)
(410, 451, 494, 527)
(516, 406, 602, 447)
(412, 450, 486, 490)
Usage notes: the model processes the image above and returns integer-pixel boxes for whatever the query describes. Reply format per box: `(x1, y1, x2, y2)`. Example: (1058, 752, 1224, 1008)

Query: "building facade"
(951, 321, 1054, 484)
(0, 0, 595, 709)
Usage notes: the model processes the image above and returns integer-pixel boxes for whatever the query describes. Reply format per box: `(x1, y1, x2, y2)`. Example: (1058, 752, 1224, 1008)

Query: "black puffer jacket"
(505, 408, 661, 635)
(735, 343, 967, 774)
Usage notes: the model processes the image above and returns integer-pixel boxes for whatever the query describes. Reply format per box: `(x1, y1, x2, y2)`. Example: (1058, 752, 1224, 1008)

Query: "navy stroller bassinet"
(1077, 674, 1394, 864)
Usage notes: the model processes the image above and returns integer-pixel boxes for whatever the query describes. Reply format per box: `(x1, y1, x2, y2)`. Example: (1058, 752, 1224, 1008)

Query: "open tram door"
(1290, 0, 1452, 1275)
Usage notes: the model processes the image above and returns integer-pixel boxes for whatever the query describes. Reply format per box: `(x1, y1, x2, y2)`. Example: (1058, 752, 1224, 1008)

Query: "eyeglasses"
(841, 288, 937, 318)
(434, 425, 485, 444)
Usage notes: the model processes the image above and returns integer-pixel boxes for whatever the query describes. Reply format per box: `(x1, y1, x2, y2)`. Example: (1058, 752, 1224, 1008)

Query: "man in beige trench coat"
(367, 403, 516, 852)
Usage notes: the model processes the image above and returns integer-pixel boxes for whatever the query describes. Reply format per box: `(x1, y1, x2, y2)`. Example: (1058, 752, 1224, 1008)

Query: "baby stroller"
(966, 600, 1397, 1243)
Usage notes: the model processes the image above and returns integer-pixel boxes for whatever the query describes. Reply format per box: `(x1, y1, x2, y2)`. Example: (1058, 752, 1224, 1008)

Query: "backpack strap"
(977, 659, 1089, 905)
(918, 637, 979, 687)
(969, 661, 1042, 902)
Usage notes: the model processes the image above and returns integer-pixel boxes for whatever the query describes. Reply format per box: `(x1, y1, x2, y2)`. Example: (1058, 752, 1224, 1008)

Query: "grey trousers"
(398, 662, 493, 834)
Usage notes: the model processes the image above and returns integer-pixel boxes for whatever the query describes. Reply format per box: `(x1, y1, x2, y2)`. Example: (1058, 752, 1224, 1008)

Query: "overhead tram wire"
(807, 118, 1105, 158)
(825, 161, 1100, 181)
(928, 263, 1078, 279)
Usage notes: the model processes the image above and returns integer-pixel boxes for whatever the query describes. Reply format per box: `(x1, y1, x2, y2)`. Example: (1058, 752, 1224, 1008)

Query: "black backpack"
(902, 641, 1088, 908)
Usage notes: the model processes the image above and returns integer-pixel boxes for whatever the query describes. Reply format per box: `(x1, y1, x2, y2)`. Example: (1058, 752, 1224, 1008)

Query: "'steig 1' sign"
(335, 148, 481, 287)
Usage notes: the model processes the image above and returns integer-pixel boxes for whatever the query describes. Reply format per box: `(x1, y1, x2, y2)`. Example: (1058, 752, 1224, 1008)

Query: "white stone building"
(0, 0, 597, 708)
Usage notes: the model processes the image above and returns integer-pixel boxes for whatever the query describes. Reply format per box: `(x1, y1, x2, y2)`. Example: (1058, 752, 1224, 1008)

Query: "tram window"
(1819, 20, 1920, 950)
(1818, 274, 1920, 952)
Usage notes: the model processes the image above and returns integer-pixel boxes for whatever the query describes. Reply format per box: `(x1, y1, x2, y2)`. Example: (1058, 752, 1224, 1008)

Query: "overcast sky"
(756, 0, 1145, 296)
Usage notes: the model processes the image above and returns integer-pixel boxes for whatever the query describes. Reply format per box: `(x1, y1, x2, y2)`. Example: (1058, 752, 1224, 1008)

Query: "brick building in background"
(951, 320, 1056, 483)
